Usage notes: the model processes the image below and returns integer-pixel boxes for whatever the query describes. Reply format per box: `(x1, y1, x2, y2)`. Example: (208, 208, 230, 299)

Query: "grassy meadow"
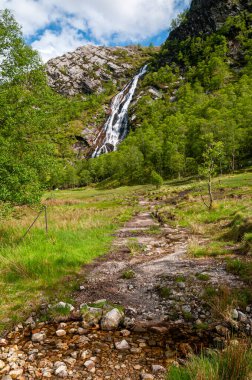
(0, 185, 145, 332)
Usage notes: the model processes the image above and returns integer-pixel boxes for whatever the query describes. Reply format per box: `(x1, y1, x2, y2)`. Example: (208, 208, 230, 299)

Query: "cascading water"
(92, 65, 148, 158)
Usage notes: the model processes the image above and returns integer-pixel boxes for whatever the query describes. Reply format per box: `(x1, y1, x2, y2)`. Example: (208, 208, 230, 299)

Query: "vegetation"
(0, 185, 141, 332)
(167, 342, 252, 380)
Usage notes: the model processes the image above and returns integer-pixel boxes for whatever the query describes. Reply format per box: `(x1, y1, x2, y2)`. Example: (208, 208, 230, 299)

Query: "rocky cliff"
(169, 0, 252, 41)
(46, 45, 152, 96)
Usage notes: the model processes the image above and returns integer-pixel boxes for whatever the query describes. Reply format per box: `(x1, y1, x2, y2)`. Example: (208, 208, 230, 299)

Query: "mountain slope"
(46, 45, 152, 96)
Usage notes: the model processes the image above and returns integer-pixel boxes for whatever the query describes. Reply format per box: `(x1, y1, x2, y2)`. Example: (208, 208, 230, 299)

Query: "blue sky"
(0, 0, 191, 62)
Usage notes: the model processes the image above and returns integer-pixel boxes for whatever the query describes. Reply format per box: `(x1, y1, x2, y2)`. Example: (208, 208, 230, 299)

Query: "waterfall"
(92, 65, 148, 158)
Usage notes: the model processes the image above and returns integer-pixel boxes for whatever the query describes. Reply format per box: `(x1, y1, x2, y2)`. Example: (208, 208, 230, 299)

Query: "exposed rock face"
(169, 0, 252, 41)
(46, 45, 149, 96)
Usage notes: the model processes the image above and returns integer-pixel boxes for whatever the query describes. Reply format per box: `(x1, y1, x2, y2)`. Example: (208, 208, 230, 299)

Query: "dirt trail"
(76, 198, 241, 326)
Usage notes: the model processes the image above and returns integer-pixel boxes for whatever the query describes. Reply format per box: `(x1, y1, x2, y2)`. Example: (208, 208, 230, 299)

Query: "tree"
(199, 135, 224, 210)
(0, 10, 79, 206)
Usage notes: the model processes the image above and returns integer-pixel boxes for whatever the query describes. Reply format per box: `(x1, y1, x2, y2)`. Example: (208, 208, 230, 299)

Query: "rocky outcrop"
(46, 45, 150, 96)
(169, 0, 252, 42)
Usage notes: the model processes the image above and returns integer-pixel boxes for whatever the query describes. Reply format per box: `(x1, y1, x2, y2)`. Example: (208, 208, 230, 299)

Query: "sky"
(0, 0, 191, 62)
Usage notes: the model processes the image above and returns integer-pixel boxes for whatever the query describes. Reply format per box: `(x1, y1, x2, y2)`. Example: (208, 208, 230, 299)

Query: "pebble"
(55, 365, 68, 378)
(56, 329, 67, 337)
(152, 364, 166, 372)
(115, 340, 130, 350)
(84, 360, 95, 371)
(31, 333, 45, 343)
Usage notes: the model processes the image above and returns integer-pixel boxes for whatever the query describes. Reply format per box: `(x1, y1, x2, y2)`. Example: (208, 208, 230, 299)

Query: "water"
(92, 65, 148, 158)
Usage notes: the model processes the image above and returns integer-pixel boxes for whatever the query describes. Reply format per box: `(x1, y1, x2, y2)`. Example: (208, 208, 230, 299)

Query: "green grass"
(196, 273, 210, 281)
(167, 342, 252, 380)
(226, 258, 252, 285)
(0, 185, 142, 332)
(121, 269, 135, 279)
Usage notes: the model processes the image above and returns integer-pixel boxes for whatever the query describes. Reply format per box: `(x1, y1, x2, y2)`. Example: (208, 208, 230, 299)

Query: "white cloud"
(0, 0, 190, 61)
(31, 27, 89, 62)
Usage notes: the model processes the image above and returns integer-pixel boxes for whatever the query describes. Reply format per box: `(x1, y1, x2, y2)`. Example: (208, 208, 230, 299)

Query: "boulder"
(101, 308, 123, 331)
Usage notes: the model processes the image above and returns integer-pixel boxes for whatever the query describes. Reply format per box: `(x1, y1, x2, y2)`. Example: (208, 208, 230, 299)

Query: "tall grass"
(167, 342, 252, 380)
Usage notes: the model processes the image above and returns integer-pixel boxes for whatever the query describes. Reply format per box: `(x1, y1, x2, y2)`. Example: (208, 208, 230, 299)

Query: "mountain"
(46, 45, 152, 96)
(44, 0, 252, 188)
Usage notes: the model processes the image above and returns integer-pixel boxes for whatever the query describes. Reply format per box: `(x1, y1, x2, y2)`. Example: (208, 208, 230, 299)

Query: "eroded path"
(0, 197, 249, 380)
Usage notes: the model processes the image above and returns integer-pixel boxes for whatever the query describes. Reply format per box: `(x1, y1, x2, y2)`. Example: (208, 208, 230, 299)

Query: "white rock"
(56, 329, 66, 337)
(84, 360, 95, 371)
(152, 364, 166, 373)
(81, 350, 91, 360)
(115, 340, 130, 350)
(32, 333, 45, 343)
(55, 365, 68, 378)
(101, 308, 123, 331)
(238, 311, 247, 322)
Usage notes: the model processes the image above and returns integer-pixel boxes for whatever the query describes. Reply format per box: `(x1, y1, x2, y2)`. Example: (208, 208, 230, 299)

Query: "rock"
(0, 339, 7, 346)
(81, 350, 92, 360)
(55, 365, 68, 378)
(178, 282, 186, 289)
(115, 340, 130, 350)
(182, 305, 191, 313)
(32, 333, 45, 343)
(152, 364, 166, 373)
(246, 306, 251, 313)
(56, 329, 67, 337)
(9, 369, 23, 379)
(84, 360, 95, 371)
(54, 302, 74, 312)
(1, 376, 12, 380)
(82, 307, 103, 325)
(101, 308, 123, 331)
(141, 374, 154, 380)
(120, 329, 131, 337)
(80, 286, 85, 290)
(231, 309, 239, 319)
(0, 360, 5, 370)
(238, 311, 247, 322)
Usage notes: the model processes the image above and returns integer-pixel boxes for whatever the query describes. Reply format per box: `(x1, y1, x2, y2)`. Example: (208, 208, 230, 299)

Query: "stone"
(55, 365, 68, 378)
(84, 360, 95, 371)
(152, 364, 166, 373)
(231, 309, 239, 319)
(32, 333, 45, 343)
(120, 329, 131, 337)
(141, 374, 154, 380)
(115, 340, 130, 350)
(246, 306, 251, 313)
(182, 305, 191, 313)
(56, 329, 67, 337)
(238, 311, 247, 322)
(178, 282, 186, 289)
(101, 308, 123, 331)
(9, 369, 23, 379)
(81, 350, 92, 360)
(0, 339, 7, 346)
(1, 376, 12, 380)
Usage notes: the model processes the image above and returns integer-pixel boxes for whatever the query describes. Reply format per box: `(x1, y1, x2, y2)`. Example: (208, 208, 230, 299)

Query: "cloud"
(31, 27, 89, 62)
(0, 0, 190, 61)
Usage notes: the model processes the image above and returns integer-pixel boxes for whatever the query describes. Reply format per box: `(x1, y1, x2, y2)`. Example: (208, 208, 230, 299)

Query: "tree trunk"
(232, 152, 235, 173)
(208, 175, 213, 210)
